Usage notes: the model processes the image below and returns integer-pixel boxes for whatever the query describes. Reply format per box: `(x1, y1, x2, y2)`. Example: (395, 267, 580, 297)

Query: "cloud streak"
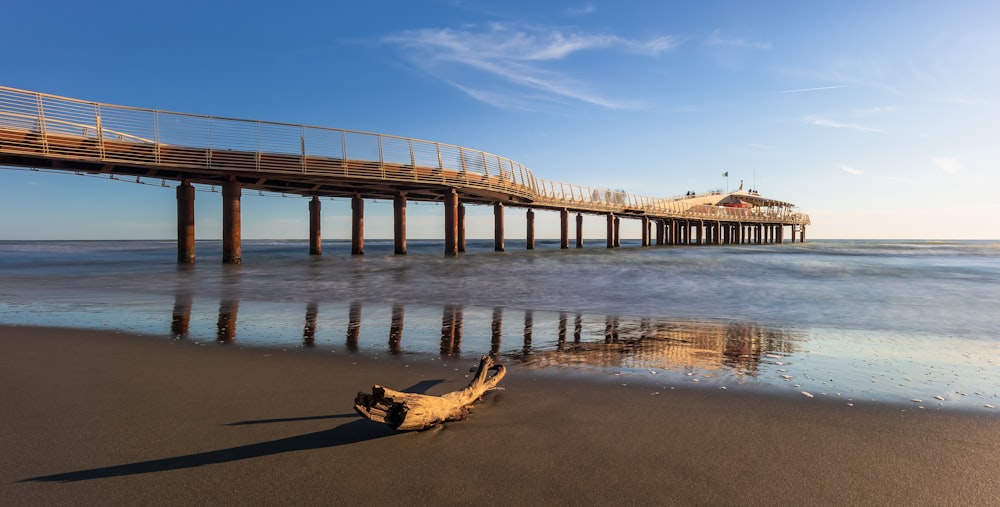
(778, 85, 847, 94)
(804, 115, 883, 133)
(705, 29, 772, 50)
(382, 23, 677, 110)
(839, 164, 864, 175)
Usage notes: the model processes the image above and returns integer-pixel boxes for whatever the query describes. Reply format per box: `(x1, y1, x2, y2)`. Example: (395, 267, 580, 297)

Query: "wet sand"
(2, 325, 998, 506)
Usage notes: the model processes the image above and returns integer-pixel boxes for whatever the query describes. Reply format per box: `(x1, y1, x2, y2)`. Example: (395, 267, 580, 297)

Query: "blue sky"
(2, 0, 998, 240)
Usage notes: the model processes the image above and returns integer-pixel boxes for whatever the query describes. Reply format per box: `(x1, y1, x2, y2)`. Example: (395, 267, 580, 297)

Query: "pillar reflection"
(303, 301, 318, 347)
(523, 310, 533, 354)
(440, 304, 462, 357)
(557, 312, 568, 350)
(216, 265, 241, 343)
(171, 291, 192, 339)
(490, 307, 503, 356)
(346, 301, 362, 352)
(604, 315, 619, 343)
(389, 303, 404, 355)
(216, 299, 239, 344)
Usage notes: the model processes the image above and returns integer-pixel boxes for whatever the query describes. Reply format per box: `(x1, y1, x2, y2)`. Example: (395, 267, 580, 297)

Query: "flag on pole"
(722, 171, 728, 177)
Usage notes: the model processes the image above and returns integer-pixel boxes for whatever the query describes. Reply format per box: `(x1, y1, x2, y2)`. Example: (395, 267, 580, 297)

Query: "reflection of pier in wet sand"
(167, 292, 800, 377)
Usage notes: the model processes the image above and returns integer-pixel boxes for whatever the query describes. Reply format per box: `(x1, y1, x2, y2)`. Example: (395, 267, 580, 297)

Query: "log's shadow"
(226, 413, 354, 426)
(22, 381, 445, 483)
(22, 416, 394, 483)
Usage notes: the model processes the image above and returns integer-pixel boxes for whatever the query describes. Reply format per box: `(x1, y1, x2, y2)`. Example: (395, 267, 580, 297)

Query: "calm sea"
(1, 239, 998, 412)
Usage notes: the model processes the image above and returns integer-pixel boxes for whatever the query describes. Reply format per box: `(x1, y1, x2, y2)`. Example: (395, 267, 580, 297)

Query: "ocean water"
(1, 238, 998, 412)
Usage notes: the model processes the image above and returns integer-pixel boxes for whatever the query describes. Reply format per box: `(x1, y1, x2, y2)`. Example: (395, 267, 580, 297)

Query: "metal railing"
(0, 86, 809, 225)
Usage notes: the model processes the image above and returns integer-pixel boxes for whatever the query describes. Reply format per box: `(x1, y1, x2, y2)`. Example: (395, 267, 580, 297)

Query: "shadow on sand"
(22, 380, 446, 483)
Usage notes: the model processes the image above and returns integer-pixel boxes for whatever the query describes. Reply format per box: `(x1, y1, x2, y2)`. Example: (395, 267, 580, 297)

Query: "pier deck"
(0, 86, 810, 261)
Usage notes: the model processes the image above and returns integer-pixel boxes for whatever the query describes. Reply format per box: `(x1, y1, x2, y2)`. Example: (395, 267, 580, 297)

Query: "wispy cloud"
(778, 65, 903, 97)
(838, 164, 864, 175)
(804, 115, 883, 133)
(778, 85, 847, 94)
(705, 29, 772, 50)
(565, 2, 597, 16)
(382, 23, 678, 110)
(932, 157, 962, 174)
(851, 105, 897, 116)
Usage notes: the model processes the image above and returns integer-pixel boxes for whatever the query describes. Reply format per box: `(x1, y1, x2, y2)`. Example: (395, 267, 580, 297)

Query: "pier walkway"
(0, 86, 809, 262)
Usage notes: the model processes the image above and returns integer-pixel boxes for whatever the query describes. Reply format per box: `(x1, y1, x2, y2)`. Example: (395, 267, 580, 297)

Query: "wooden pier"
(0, 86, 810, 262)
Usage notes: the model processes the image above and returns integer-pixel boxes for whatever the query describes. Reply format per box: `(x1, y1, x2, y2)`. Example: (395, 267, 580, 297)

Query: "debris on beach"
(354, 355, 506, 431)
(801, 391, 814, 398)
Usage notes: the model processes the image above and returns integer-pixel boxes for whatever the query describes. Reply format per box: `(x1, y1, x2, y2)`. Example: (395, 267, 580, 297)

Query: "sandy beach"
(2, 325, 998, 506)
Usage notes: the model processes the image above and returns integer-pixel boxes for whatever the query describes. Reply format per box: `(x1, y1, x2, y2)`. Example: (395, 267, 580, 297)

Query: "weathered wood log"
(354, 355, 506, 431)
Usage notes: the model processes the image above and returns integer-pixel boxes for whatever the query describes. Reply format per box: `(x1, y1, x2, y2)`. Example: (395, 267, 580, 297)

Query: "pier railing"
(0, 86, 809, 225)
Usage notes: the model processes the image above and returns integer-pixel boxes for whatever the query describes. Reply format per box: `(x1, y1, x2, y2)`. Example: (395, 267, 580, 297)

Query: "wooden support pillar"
(560, 208, 569, 249)
(494, 202, 504, 252)
(800, 225, 806, 243)
(176, 180, 195, 264)
(222, 178, 242, 264)
(309, 196, 322, 255)
(393, 193, 406, 255)
(613, 216, 621, 248)
(458, 203, 466, 253)
(670, 219, 678, 245)
(575, 213, 584, 248)
(696, 221, 703, 245)
(526, 208, 535, 250)
(444, 189, 458, 256)
(351, 194, 364, 256)
(641, 216, 650, 247)
(655, 220, 664, 246)
(606, 213, 615, 248)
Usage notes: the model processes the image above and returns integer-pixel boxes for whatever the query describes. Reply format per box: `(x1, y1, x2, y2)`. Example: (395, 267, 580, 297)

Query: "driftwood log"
(354, 355, 506, 431)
